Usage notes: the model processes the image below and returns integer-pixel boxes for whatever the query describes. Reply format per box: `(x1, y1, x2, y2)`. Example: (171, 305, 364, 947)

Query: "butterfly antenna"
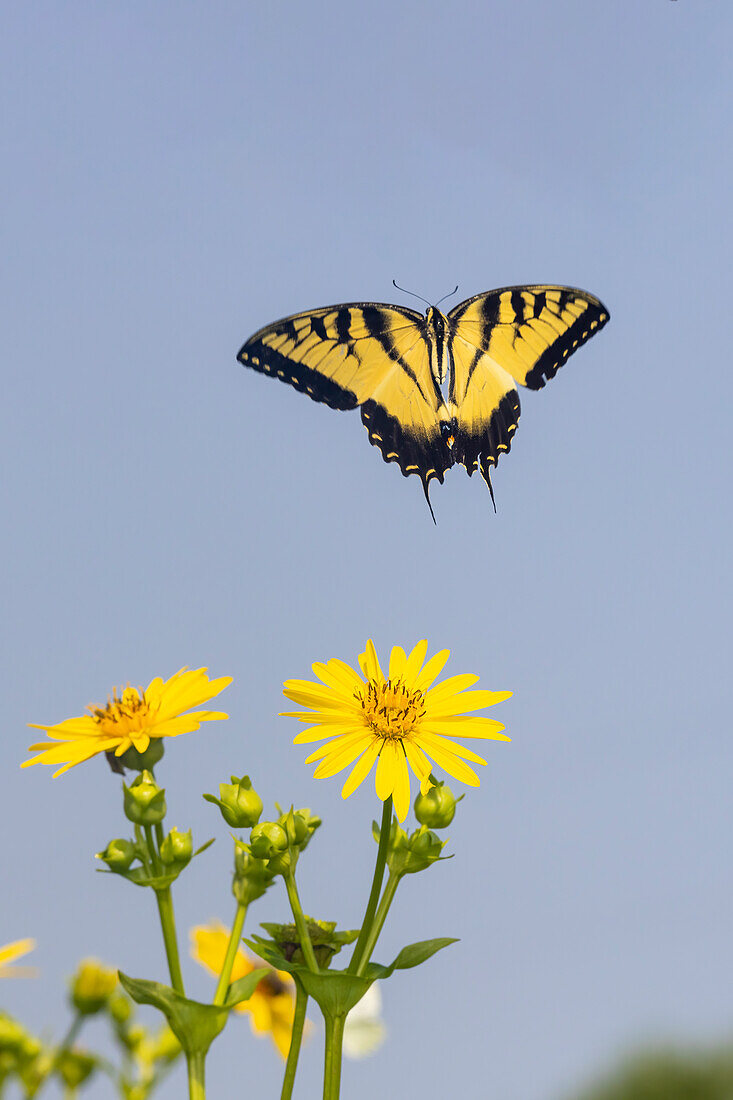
(421, 479, 437, 525)
(392, 280, 432, 309)
(434, 285, 459, 308)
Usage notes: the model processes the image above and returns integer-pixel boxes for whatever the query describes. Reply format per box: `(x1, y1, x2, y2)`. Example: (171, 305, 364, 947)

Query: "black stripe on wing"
(524, 299, 610, 390)
(237, 332, 358, 412)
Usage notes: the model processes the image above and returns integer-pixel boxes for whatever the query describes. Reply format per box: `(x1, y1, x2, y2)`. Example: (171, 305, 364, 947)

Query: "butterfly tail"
(421, 478, 437, 525)
(479, 458, 497, 513)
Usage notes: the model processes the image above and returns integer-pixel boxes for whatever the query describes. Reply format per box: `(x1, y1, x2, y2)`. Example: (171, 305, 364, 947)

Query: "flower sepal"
(372, 818, 450, 876)
(250, 917, 358, 971)
(115, 739, 166, 773)
(203, 774, 263, 829)
(118, 969, 268, 1058)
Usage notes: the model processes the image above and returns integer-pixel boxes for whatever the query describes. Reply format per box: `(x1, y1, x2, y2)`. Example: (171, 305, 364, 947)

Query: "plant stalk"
(348, 797, 392, 976)
(213, 901, 248, 1005)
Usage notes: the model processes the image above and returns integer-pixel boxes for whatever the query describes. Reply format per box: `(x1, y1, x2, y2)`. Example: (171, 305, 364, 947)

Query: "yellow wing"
(238, 303, 454, 512)
(447, 285, 609, 496)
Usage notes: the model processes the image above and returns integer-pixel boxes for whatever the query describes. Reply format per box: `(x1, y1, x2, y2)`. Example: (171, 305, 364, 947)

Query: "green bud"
(203, 774, 263, 828)
(232, 839, 276, 905)
(107, 991, 133, 1025)
(96, 838, 137, 872)
(0, 1013, 28, 1054)
(379, 820, 447, 877)
(116, 739, 165, 772)
(56, 1048, 97, 1088)
(159, 827, 193, 866)
(277, 806, 321, 848)
(249, 821, 288, 860)
(414, 780, 461, 829)
(70, 959, 118, 1015)
(123, 771, 166, 826)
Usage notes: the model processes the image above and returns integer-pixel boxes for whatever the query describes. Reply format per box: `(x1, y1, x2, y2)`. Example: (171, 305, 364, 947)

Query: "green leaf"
(223, 969, 270, 1009)
(193, 837, 215, 858)
(387, 937, 458, 973)
(117, 971, 262, 1056)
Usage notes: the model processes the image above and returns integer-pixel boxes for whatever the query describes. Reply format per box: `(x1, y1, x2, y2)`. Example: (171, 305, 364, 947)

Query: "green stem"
(186, 1051, 206, 1100)
(33, 1014, 84, 1096)
(134, 824, 153, 877)
(154, 886, 185, 994)
(144, 824, 163, 876)
(213, 901, 248, 1005)
(348, 797, 392, 976)
(284, 870, 320, 973)
(357, 869, 401, 969)
(280, 980, 308, 1100)
(322, 1013, 345, 1100)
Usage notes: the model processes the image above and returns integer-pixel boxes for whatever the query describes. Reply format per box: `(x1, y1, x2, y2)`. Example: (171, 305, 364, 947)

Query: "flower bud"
(414, 780, 460, 829)
(232, 840, 276, 905)
(70, 959, 118, 1015)
(56, 1048, 96, 1088)
(107, 992, 132, 1025)
(123, 771, 166, 826)
(249, 821, 288, 860)
(116, 739, 165, 772)
(384, 823, 446, 876)
(159, 827, 193, 866)
(278, 806, 321, 848)
(96, 838, 137, 872)
(203, 774, 263, 828)
(150, 1024, 180, 1062)
(0, 1012, 28, 1054)
(279, 809, 308, 846)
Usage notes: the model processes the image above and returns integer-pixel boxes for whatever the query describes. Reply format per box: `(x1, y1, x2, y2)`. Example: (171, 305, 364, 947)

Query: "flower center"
(356, 678, 426, 741)
(89, 686, 151, 735)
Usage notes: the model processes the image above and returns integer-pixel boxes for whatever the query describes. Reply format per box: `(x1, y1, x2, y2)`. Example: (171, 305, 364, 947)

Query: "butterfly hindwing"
(238, 303, 454, 499)
(447, 285, 609, 491)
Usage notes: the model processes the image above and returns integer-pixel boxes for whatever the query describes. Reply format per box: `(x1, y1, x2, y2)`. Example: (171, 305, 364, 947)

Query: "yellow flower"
(190, 923, 297, 1059)
(283, 640, 511, 821)
(0, 938, 36, 978)
(24, 667, 232, 777)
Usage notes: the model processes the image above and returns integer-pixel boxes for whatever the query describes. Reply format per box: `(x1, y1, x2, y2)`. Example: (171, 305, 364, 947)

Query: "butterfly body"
(238, 285, 609, 519)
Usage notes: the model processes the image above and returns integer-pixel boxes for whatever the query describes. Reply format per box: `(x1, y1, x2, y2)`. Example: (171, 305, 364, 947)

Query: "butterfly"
(237, 284, 609, 520)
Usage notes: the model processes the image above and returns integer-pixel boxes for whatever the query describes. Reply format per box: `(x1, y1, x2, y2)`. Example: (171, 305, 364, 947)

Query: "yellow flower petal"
(403, 640, 429, 683)
(414, 649, 451, 691)
(420, 741, 482, 786)
(312, 736, 374, 779)
(424, 673, 480, 704)
(391, 748, 412, 822)
(375, 742, 397, 801)
(342, 741, 381, 799)
(417, 730, 488, 766)
(428, 689, 512, 717)
(388, 645, 407, 681)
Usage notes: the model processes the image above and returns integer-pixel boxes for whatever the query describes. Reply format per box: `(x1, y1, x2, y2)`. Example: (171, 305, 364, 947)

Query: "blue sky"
(2, 3, 732, 1098)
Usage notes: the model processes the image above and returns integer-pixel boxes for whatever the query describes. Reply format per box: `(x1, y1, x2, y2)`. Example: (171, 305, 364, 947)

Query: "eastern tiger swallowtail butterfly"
(238, 285, 609, 520)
